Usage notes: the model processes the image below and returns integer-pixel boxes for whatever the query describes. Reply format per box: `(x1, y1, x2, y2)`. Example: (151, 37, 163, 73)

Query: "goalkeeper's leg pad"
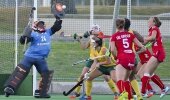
(4, 64, 30, 96)
(34, 70, 54, 98)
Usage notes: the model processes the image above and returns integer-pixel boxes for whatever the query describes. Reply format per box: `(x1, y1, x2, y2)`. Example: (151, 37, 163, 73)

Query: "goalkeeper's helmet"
(91, 24, 101, 33)
(32, 21, 45, 32)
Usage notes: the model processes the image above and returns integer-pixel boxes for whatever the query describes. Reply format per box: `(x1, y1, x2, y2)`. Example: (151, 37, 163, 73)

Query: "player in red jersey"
(135, 45, 156, 98)
(110, 18, 146, 100)
(140, 17, 169, 98)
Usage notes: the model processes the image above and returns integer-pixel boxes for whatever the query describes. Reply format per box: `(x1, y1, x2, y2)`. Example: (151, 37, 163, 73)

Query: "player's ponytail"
(116, 18, 125, 30)
(124, 18, 131, 31)
(153, 17, 162, 27)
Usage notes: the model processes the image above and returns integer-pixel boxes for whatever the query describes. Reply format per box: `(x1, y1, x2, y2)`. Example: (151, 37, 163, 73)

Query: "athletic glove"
(19, 36, 32, 45)
(52, 3, 65, 19)
(83, 31, 90, 38)
(84, 72, 90, 79)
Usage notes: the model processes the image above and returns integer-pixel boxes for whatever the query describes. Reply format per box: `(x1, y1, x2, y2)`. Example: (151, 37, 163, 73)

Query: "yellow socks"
(131, 79, 142, 98)
(74, 78, 82, 94)
(75, 86, 81, 94)
(107, 79, 118, 93)
(85, 80, 92, 96)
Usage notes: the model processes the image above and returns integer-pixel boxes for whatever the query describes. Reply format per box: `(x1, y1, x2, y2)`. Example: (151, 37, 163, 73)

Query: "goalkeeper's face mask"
(37, 21, 45, 33)
(33, 21, 46, 33)
(91, 24, 101, 35)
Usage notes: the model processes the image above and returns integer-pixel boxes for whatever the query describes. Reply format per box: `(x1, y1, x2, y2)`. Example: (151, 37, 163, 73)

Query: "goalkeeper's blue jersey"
(24, 29, 53, 58)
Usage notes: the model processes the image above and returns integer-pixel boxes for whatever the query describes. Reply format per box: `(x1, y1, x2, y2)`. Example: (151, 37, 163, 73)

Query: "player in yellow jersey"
(71, 24, 118, 99)
(84, 37, 117, 100)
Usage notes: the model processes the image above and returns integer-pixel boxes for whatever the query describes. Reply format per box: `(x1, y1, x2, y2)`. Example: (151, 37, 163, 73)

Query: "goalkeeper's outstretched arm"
(50, 18, 62, 35)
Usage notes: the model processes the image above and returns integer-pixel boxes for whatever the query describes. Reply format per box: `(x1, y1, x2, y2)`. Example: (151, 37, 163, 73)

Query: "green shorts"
(85, 59, 94, 68)
(98, 65, 115, 75)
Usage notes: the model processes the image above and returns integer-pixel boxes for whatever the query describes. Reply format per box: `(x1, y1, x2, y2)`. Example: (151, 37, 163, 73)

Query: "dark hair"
(153, 17, 162, 27)
(37, 21, 45, 26)
(95, 38, 103, 47)
(116, 18, 125, 30)
(124, 18, 131, 30)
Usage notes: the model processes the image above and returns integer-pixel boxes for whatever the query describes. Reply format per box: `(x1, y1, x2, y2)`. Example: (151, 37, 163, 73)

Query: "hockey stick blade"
(63, 79, 84, 96)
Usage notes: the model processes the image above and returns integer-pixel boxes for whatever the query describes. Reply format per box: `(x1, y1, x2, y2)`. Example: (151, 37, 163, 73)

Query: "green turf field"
(0, 40, 170, 81)
(0, 94, 170, 100)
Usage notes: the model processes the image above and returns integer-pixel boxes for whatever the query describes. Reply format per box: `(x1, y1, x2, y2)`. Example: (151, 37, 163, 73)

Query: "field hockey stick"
(72, 50, 110, 66)
(23, 7, 36, 53)
(144, 42, 152, 48)
(63, 67, 97, 96)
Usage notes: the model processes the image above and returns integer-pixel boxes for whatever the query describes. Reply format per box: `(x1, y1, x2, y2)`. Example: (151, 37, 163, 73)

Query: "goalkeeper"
(3, 5, 63, 98)
(71, 24, 118, 99)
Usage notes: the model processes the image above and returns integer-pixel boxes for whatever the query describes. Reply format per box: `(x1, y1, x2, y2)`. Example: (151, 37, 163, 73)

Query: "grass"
(0, 94, 170, 100)
(0, 40, 170, 81)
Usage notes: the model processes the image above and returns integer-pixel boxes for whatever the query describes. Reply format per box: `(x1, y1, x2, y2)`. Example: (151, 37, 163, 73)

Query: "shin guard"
(4, 64, 30, 92)
(38, 70, 54, 97)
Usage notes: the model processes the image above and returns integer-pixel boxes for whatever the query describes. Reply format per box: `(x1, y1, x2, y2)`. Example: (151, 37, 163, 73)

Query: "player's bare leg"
(116, 64, 132, 100)
(141, 56, 169, 98)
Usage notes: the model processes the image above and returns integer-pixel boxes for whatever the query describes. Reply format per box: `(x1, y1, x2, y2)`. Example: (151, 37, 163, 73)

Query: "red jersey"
(111, 31, 136, 70)
(111, 31, 135, 58)
(149, 26, 164, 51)
(148, 26, 166, 62)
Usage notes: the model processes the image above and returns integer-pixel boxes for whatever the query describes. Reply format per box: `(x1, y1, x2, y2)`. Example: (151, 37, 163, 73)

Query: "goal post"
(90, 0, 94, 29)
(127, 0, 131, 20)
(33, 0, 38, 96)
(112, 0, 121, 34)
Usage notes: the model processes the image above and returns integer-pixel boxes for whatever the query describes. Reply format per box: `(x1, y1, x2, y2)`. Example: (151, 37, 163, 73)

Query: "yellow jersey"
(89, 36, 105, 59)
(91, 46, 116, 67)
(89, 38, 96, 58)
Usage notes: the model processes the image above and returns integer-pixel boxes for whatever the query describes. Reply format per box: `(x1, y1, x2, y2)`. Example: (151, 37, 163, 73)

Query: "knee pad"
(4, 64, 30, 92)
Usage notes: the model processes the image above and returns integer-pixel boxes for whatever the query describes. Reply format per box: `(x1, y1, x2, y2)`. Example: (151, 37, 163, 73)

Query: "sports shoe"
(148, 90, 156, 95)
(113, 92, 119, 100)
(142, 92, 153, 98)
(84, 95, 92, 100)
(118, 91, 128, 100)
(69, 92, 80, 98)
(160, 87, 170, 98)
(34, 89, 51, 98)
(4, 87, 14, 97)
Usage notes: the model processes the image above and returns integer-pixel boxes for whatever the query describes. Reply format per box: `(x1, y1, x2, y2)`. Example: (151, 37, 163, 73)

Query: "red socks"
(147, 83, 153, 91)
(141, 76, 150, 94)
(117, 80, 124, 93)
(151, 74, 165, 90)
(124, 81, 133, 99)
